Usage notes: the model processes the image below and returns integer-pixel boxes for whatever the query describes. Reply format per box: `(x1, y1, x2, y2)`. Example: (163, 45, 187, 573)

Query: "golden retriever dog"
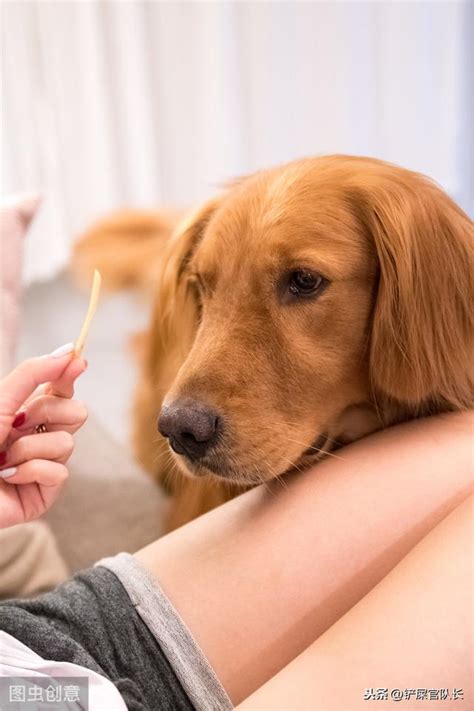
(73, 155, 473, 529)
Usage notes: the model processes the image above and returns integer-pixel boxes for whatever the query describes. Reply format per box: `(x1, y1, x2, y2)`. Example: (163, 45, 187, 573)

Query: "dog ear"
(144, 196, 223, 373)
(135, 196, 222, 433)
(358, 172, 473, 411)
(132, 196, 223, 497)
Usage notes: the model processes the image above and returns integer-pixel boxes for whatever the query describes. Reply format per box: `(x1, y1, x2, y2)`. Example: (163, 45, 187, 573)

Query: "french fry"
(74, 269, 102, 356)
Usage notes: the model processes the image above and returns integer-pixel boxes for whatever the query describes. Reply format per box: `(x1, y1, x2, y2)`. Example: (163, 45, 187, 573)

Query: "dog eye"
(288, 269, 326, 297)
(188, 273, 205, 294)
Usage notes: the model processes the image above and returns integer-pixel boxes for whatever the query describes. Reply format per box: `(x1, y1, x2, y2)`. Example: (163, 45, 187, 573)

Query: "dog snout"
(158, 399, 220, 461)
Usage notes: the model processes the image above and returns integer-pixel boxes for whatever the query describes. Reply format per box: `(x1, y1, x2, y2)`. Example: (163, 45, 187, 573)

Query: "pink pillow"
(0, 194, 41, 375)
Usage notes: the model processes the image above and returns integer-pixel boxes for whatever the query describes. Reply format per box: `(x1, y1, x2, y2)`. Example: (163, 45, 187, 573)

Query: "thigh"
(136, 412, 473, 704)
(237, 494, 474, 710)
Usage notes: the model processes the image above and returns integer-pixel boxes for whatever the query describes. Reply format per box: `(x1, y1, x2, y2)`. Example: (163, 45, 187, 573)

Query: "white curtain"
(1, 0, 472, 284)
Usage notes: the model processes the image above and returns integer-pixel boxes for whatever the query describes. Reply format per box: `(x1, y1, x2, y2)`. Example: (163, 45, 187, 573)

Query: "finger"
(0, 431, 74, 470)
(46, 357, 88, 399)
(0, 463, 69, 525)
(12, 396, 88, 435)
(0, 346, 75, 428)
(23, 383, 48, 408)
(0, 459, 68, 487)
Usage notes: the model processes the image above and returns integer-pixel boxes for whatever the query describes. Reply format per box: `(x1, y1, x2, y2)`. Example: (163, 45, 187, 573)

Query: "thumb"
(47, 357, 88, 398)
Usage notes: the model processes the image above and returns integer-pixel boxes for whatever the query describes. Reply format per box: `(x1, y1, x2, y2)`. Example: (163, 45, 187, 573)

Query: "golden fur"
(72, 156, 474, 529)
(73, 208, 184, 294)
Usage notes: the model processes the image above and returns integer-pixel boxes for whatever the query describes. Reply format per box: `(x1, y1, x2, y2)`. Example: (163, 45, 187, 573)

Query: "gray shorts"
(0, 552, 233, 711)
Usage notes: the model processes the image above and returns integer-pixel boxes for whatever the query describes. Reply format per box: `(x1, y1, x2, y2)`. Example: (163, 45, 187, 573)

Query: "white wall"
(2, 0, 472, 285)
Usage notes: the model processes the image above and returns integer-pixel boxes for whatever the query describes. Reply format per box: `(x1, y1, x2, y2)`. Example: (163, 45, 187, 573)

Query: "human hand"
(0, 343, 88, 527)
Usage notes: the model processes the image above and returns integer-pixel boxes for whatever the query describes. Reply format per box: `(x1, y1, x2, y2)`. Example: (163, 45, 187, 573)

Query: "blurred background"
(1, 0, 473, 444)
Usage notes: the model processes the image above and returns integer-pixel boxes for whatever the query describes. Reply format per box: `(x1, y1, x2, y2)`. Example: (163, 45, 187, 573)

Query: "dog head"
(152, 156, 473, 484)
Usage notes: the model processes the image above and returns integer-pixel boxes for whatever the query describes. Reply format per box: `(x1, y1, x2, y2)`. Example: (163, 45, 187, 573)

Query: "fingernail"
(0, 467, 17, 479)
(0, 451, 7, 466)
(12, 411, 26, 428)
(48, 342, 75, 359)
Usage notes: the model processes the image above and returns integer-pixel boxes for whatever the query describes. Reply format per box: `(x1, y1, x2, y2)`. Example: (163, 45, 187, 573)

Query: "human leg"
(236, 494, 474, 710)
(135, 412, 473, 703)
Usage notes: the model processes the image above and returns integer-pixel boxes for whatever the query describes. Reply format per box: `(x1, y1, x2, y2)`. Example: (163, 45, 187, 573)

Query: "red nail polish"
(12, 411, 26, 428)
(0, 451, 7, 466)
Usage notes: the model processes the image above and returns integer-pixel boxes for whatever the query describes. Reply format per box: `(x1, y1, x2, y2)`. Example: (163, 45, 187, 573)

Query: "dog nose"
(158, 400, 220, 461)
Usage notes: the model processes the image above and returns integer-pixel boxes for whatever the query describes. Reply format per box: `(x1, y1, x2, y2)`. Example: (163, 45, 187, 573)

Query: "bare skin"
(237, 494, 473, 710)
(0, 351, 88, 527)
(136, 411, 473, 706)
